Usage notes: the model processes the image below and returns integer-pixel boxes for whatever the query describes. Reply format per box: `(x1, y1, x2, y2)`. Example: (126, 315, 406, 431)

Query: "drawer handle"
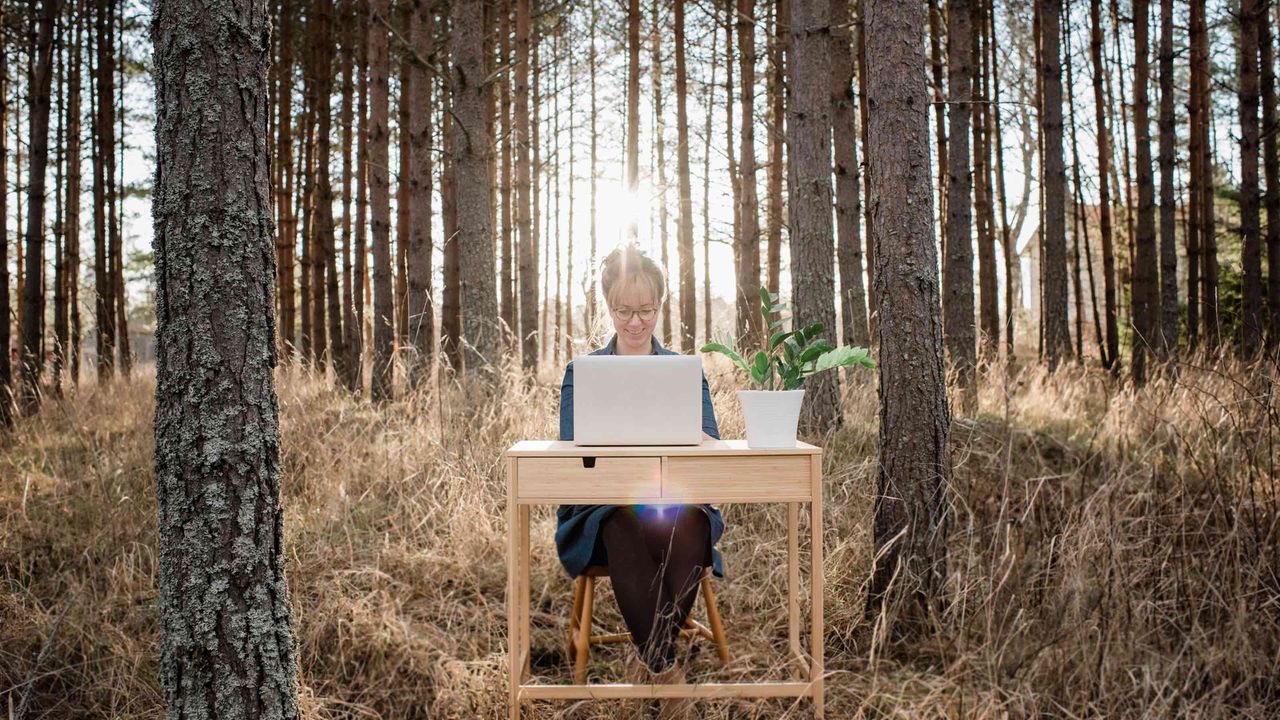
(581, 457, 596, 469)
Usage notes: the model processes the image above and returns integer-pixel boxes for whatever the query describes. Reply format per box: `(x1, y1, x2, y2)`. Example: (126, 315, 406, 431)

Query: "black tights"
(599, 505, 711, 672)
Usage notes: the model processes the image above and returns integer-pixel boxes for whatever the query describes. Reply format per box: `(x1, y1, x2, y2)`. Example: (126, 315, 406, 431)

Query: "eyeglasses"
(610, 306, 659, 322)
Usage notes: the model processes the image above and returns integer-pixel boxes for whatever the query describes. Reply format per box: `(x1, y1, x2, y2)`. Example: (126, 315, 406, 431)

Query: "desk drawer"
(663, 455, 813, 502)
(517, 457, 661, 501)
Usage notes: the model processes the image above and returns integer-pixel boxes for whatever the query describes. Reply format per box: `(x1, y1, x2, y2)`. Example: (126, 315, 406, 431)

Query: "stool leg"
(567, 576, 586, 662)
(701, 575, 730, 663)
(573, 576, 594, 684)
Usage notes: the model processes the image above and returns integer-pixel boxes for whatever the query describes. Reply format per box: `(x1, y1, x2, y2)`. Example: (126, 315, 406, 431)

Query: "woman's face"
(609, 282, 660, 355)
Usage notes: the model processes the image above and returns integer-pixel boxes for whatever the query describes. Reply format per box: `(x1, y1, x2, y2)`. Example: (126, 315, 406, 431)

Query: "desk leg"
(519, 504, 531, 679)
(787, 502, 801, 678)
(810, 456, 824, 718)
(507, 460, 520, 720)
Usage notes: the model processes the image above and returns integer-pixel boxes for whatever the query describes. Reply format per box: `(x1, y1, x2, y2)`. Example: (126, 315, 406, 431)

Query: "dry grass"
(2, 354, 1279, 719)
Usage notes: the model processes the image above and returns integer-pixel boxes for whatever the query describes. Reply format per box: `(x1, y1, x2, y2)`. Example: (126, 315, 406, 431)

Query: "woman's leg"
(642, 507, 711, 659)
(600, 509, 670, 669)
(602, 506, 713, 672)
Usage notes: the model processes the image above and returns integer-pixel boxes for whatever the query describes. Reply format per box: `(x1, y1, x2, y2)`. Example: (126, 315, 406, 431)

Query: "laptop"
(572, 354, 704, 445)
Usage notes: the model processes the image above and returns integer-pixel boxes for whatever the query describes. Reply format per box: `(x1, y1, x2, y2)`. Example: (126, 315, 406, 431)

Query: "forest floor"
(2, 355, 1278, 719)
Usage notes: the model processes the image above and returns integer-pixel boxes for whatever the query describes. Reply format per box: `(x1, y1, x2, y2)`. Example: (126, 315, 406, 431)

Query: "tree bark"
(0, 8, 9, 427)
(68, 2, 83, 386)
(1186, 0, 1205, 350)
(516, 0, 537, 370)
(1262, 0, 1280, 354)
(832, 0, 869, 349)
(1191, 0, 1216, 349)
(736, 0, 764, 350)
(702, 9, 719, 346)
(53, 12, 66, 396)
(21, 0, 57, 412)
(767, 0, 787, 303)
(944, 0, 975, 394)
(500, 0, 515, 339)
(974, 0, 999, 361)
(987, 0, 1016, 361)
(354, 1, 369, 389)
(626, 0, 640, 240)
(1130, 0, 1158, 383)
(863, 0, 952, 629)
(1089, 0, 1118, 370)
(1238, 0, 1263, 357)
(675, 0, 697, 352)
(1038, 0, 1071, 367)
(276, 0, 296, 357)
(339, 0, 359, 391)
(93, 0, 116, 382)
(369, 0, 395, 399)
(929, 0, 948, 224)
(588, 0, 600, 335)
(152, 0, 299, 714)
(789, 0, 840, 431)
(407, 0, 435, 388)
(441, 78, 463, 371)
(450, 0, 499, 372)
(1156, 0, 1178, 357)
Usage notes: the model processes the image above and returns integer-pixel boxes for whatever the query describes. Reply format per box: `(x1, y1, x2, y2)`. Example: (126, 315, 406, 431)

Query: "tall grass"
(2, 355, 1277, 718)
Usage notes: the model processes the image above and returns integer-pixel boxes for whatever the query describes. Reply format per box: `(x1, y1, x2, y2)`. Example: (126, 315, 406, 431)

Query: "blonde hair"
(600, 242, 666, 309)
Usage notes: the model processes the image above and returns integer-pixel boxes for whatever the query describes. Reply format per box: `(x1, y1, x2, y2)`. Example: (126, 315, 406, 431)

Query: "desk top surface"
(506, 439, 821, 457)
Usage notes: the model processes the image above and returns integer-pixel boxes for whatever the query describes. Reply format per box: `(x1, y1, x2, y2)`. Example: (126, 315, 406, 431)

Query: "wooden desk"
(505, 439, 824, 719)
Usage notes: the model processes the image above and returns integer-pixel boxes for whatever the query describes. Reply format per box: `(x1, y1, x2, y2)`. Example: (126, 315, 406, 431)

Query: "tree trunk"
(1238, 0, 1263, 357)
(1067, 24, 1108, 365)
(626, 0, 640, 240)
(21, 0, 56, 412)
(277, 0, 296, 357)
(832, 0, 869, 349)
(354, 3, 369, 390)
(974, 0, 999, 361)
(987, 0, 1015, 361)
(929, 0, 948, 224)
(855, 2, 875, 335)
(1157, 0, 1178, 357)
(340, 0, 359, 391)
(1191, 0, 1217, 349)
(675, 0, 697, 352)
(53, 14, 66, 396)
(588, 0, 599, 336)
(93, 0, 116, 382)
(0, 8, 9, 427)
(767, 0, 787, 302)
(736, 0, 764, 350)
(500, 0, 515, 340)
(789, 0, 840, 432)
(152, 0, 299, 714)
(396, 23, 411, 353)
(725, 0, 740, 309)
(407, 0, 435, 388)
(299, 81, 315, 363)
(1038, 0, 1070, 367)
(1089, 0, 1118, 370)
(944, 0, 975, 394)
(319, 1, 346, 380)
(1131, 0, 1158, 383)
(441, 80, 462, 371)
(112, 0, 129, 378)
(702, 10, 719, 346)
(566, 24, 576, 362)
(516, 0, 537, 370)
(67, 2, 83, 386)
(1186, 0, 1204, 351)
(863, 0, 952, 628)
(369, 0, 395, 399)
(450, 0, 499, 371)
(1262, 0, 1280, 355)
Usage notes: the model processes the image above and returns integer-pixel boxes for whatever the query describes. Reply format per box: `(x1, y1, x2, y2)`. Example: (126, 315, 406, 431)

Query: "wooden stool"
(565, 564, 730, 684)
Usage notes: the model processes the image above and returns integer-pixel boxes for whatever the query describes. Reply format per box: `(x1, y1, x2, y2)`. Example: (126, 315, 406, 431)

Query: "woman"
(556, 243, 725, 676)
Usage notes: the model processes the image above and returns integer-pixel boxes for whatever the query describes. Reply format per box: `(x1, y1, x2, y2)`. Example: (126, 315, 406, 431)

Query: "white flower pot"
(737, 390, 805, 448)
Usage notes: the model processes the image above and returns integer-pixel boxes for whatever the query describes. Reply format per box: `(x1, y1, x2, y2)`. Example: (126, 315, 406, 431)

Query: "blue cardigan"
(553, 334, 726, 578)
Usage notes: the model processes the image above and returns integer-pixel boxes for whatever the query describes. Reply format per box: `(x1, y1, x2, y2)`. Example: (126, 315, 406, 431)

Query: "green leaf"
(813, 346, 875, 374)
(758, 286, 773, 311)
(768, 330, 794, 351)
(799, 339, 835, 364)
(699, 342, 749, 372)
(750, 350, 772, 389)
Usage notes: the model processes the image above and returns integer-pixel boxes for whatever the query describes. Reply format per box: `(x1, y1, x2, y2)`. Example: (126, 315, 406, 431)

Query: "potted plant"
(700, 286, 876, 448)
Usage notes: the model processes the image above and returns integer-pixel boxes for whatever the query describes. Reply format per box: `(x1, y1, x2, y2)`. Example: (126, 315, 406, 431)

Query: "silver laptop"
(573, 355, 703, 445)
